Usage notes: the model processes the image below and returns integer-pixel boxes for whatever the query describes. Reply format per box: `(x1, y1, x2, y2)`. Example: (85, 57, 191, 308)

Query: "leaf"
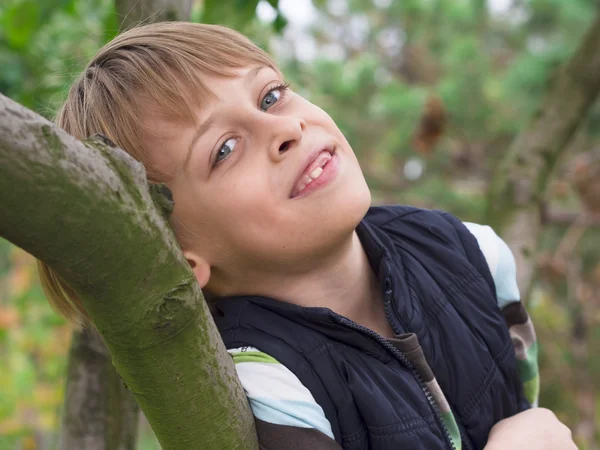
(103, 5, 120, 43)
(0, 306, 19, 329)
(2, 1, 41, 50)
(233, 0, 261, 27)
(202, 0, 227, 24)
(203, 0, 260, 27)
(412, 96, 447, 155)
(39, 0, 77, 18)
(273, 11, 288, 33)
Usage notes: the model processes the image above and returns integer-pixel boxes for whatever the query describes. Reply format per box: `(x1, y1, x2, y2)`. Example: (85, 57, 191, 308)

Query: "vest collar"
(356, 218, 413, 333)
(213, 214, 412, 343)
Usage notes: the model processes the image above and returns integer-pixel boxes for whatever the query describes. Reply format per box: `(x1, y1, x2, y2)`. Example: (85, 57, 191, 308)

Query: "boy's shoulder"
(361, 205, 491, 277)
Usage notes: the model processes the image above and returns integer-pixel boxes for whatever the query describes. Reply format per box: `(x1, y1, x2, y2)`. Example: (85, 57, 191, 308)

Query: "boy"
(39, 22, 575, 449)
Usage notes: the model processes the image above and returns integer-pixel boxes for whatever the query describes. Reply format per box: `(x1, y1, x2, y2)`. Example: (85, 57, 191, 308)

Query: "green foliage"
(0, 0, 112, 115)
(0, 244, 68, 444)
(0, 0, 283, 116)
(202, 0, 261, 28)
(199, 0, 285, 35)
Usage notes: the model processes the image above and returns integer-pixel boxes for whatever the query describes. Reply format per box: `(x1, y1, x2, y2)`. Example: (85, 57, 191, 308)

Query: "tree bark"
(486, 13, 600, 299)
(116, 0, 193, 30)
(58, 327, 139, 450)
(0, 94, 258, 450)
(56, 2, 193, 448)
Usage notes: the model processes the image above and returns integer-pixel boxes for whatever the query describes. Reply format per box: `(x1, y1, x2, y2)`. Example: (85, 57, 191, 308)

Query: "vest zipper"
(333, 279, 457, 450)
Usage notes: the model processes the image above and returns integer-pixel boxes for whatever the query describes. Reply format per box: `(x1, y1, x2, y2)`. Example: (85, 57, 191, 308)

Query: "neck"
(220, 231, 395, 338)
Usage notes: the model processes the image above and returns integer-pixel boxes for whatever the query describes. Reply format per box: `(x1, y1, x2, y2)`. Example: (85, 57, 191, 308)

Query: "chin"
(328, 174, 372, 235)
(347, 178, 372, 226)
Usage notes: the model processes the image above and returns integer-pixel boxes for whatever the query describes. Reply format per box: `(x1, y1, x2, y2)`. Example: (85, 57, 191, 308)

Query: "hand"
(484, 408, 577, 450)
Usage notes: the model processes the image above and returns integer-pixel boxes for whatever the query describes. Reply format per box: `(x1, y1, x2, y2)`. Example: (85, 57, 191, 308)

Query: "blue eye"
(215, 138, 238, 163)
(260, 87, 283, 111)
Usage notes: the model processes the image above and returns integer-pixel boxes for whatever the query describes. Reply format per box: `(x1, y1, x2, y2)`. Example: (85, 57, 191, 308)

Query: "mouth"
(290, 145, 336, 199)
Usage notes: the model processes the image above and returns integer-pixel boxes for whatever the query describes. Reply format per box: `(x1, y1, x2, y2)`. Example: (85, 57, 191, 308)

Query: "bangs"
(59, 22, 278, 182)
(99, 22, 278, 124)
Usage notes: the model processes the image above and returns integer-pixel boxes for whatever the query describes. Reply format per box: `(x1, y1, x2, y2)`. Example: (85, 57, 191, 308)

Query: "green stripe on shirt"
(516, 341, 540, 405)
(232, 351, 280, 364)
(441, 410, 462, 450)
(516, 340, 539, 382)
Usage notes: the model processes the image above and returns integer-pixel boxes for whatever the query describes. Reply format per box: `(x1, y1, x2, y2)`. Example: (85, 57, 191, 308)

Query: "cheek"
(211, 179, 312, 256)
(205, 173, 280, 237)
(306, 103, 342, 133)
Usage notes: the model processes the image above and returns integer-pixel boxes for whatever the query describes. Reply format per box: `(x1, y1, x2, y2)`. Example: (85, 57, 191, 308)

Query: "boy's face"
(146, 65, 370, 294)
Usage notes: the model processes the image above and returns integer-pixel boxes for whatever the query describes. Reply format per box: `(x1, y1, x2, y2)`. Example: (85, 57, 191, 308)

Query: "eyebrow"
(246, 65, 268, 84)
(184, 115, 215, 169)
(183, 65, 270, 170)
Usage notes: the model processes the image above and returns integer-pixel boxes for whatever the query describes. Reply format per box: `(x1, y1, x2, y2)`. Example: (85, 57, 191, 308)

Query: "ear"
(182, 250, 211, 289)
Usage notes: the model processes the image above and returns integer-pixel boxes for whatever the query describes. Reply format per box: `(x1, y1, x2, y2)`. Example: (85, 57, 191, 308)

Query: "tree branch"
(0, 93, 257, 450)
(485, 13, 600, 297)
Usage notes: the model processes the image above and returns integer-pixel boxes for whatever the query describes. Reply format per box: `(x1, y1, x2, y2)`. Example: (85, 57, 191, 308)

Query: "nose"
(266, 115, 306, 161)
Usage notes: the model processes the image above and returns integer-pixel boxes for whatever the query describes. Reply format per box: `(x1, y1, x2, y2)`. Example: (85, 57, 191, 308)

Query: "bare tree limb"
(486, 13, 600, 298)
(0, 93, 257, 450)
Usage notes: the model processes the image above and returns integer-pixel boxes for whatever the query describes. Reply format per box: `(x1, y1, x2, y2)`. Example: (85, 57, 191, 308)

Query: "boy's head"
(40, 22, 371, 324)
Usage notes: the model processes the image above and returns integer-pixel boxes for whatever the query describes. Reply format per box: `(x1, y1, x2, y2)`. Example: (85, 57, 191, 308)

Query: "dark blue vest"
(214, 206, 529, 449)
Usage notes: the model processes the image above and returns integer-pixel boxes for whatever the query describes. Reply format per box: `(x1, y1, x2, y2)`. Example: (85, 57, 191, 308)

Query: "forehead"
(194, 65, 280, 100)
(146, 64, 279, 128)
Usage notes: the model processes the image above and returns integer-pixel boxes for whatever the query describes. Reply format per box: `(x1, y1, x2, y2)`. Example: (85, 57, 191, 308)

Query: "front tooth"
(310, 167, 323, 179)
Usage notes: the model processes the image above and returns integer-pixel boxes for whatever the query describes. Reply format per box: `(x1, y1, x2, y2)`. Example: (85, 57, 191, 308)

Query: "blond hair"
(38, 22, 278, 325)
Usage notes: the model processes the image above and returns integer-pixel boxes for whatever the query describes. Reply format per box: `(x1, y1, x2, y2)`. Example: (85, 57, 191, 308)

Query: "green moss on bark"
(0, 94, 258, 450)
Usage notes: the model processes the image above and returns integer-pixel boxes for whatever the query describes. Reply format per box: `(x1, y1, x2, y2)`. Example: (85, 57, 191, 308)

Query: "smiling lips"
(290, 149, 333, 198)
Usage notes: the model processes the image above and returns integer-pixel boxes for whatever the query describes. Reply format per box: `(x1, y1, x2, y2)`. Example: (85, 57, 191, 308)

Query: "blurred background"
(0, 0, 599, 449)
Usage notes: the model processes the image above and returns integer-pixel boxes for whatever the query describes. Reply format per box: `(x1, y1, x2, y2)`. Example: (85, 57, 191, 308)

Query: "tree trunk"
(58, 327, 139, 450)
(0, 95, 258, 450)
(116, 0, 193, 30)
(486, 13, 600, 299)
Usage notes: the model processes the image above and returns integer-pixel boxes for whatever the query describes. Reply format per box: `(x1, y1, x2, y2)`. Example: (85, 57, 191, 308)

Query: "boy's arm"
(228, 347, 342, 450)
(464, 223, 540, 406)
(256, 419, 342, 450)
(464, 224, 578, 448)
